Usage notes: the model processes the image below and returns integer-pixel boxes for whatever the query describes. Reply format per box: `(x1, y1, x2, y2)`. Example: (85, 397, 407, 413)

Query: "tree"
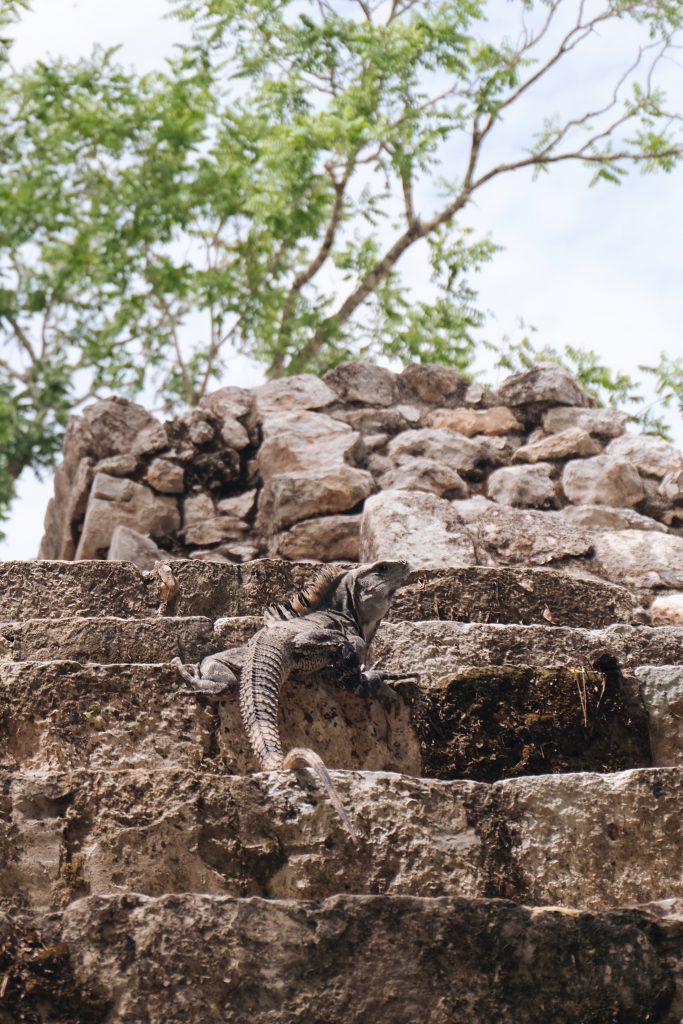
(1, 0, 683, 531)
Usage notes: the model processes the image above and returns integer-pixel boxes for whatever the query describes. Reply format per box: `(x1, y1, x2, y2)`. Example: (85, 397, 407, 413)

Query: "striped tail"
(282, 747, 357, 840)
(240, 633, 356, 839)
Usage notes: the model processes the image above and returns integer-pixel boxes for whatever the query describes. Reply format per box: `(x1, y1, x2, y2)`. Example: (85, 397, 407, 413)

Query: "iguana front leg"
(172, 646, 245, 698)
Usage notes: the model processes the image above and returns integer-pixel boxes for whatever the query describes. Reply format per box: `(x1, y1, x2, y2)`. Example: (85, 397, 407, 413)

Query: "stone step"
(2, 614, 681, 670)
(3, 893, 680, 1024)
(0, 660, 659, 780)
(2, 766, 681, 915)
(0, 559, 634, 627)
(372, 620, 683, 674)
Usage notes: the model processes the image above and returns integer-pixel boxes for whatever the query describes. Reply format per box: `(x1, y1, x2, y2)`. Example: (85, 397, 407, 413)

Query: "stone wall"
(39, 360, 683, 619)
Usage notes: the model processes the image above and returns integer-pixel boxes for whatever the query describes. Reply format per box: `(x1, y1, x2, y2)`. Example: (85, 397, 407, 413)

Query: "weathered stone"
(217, 542, 259, 562)
(130, 421, 169, 456)
(660, 468, 683, 503)
(379, 457, 469, 499)
(635, 666, 683, 766)
(66, 456, 95, 522)
(216, 490, 257, 518)
(607, 433, 683, 478)
(512, 427, 601, 463)
(561, 504, 668, 533)
(0, 658, 418, 777)
(428, 406, 523, 436)
(79, 397, 166, 460)
(543, 405, 628, 438)
(0, 766, 680, 913)
(590, 530, 683, 591)
(94, 453, 139, 477)
(184, 517, 248, 547)
(394, 403, 423, 424)
(174, 409, 216, 447)
(372, 620, 683, 676)
(360, 490, 477, 568)
(364, 432, 390, 450)
(75, 474, 180, 560)
(146, 458, 185, 494)
(388, 567, 633, 628)
(562, 456, 645, 507)
(497, 363, 594, 413)
(323, 361, 398, 406)
(399, 363, 468, 404)
(188, 550, 233, 562)
(0, 616, 215, 665)
(450, 495, 495, 521)
(219, 414, 250, 450)
(0, 561, 152, 619)
(387, 428, 501, 477)
(57, 893, 678, 1024)
(107, 526, 169, 570)
(472, 506, 593, 566)
(411, 666, 650, 782)
(200, 385, 253, 421)
(271, 515, 361, 561)
(37, 498, 67, 560)
(183, 492, 216, 525)
(328, 406, 414, 436)
(258, 466, 374, 532)
(254, 374, 336, 414)
(258, 412, 360, 481)
(651, 592, 683, 626)
(487, 463, 557, 508)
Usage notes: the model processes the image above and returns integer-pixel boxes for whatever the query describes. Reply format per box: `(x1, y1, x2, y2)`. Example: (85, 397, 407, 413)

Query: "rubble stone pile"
(39, 360, 683, 621)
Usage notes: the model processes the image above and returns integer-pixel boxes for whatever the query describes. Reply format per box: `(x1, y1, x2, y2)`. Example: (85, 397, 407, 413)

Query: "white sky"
(2, 0, 682, 558)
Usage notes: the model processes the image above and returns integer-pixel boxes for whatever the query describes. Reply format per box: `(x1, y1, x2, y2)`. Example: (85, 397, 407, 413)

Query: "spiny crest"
(263, 565, 346, 624)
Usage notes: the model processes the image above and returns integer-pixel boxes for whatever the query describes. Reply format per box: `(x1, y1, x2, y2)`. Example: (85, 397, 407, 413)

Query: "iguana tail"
(283, 746, 357, 840)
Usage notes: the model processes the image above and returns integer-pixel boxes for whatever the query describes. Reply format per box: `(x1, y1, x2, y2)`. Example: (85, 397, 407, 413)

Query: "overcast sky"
(2, 0, 682, 558)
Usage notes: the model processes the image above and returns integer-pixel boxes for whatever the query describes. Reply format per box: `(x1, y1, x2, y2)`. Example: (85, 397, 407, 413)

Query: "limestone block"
(607, 433, 683, 478)
(659, 468, 683, 503)
(258, 411, 360, 481)
(323, 361, 398, 406)
(81, 396, 167, 460)
(270, 515, 362, 561)
(561, 504, 667, 533)
(450, 495, 495, 521)
(218, 415, 250, 450)
(146, 458, 185, 494)
(331, 406, 416, 436)
(75, 474, 180, 560)
(428, 406, 523, 436)
(487, 463, 557, 508)
(254, 374, 336, 414)
(200, 385, 253, 421)
(651, 592, 683, 626)
(108, 526, 169, 569)
(590, 530, 683, 590)
(258, 466, 374, 532)
(94, 454, 139, 477)
(379, 457, 469, 499)
(183, 493, 215, 525)
(184, 517, 248, 547)
(512, 427, 601, 463)
(399, 362, 468, 404)
(174, 409, 216, 446)
(60, 893, 677, 1024)
(468, 506, 593, 566)
(562, 456, 645, 507)
(360, 490, 477, 569)
(496, 363, 594, 411)
(543, 405, 628, 437)
(635, 666, 683, 765)
(387, 428, 501, 476)
(216, 490, 257, 518)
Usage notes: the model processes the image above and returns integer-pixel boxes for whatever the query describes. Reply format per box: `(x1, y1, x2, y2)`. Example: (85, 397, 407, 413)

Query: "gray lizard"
(173, 560, 411, 837)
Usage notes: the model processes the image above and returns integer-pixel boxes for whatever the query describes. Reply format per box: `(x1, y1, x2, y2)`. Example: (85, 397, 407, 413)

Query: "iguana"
(173, 560, 411, 837)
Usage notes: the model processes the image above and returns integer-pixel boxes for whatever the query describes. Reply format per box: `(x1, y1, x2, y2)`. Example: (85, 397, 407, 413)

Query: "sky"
(1, 0, 682, 558)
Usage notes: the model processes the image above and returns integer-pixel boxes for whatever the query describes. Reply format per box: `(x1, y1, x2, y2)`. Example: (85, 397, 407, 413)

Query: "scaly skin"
(177, 561, 412, 838)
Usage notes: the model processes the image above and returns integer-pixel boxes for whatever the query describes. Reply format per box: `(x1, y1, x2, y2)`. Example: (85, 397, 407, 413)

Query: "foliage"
(1, 0, 683, 535)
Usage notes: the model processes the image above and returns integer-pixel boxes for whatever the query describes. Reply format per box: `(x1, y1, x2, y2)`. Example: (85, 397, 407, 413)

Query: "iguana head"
(338, 560, 411, 642)
(264, 559, 410, 639)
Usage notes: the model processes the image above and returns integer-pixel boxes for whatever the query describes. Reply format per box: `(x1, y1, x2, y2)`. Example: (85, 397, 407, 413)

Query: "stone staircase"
(0, 559, 682, 1023)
